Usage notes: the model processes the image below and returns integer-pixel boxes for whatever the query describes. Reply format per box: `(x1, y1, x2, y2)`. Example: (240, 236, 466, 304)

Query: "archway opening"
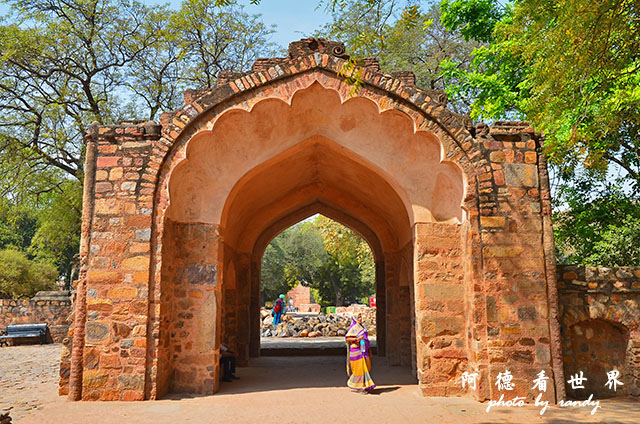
(258, 214, 378, 355)
(155, 81, 466, 397)
(564, 319, 630, 399)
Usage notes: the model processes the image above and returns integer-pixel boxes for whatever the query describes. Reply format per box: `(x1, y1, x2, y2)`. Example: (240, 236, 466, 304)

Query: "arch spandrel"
(164, 81, 469, 227)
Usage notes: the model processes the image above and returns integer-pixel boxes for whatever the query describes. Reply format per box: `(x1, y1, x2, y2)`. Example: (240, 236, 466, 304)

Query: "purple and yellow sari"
(345, 317, 375, 391)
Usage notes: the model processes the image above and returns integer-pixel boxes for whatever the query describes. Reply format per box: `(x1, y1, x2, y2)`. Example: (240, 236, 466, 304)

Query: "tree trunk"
(329, 273, 344, 306)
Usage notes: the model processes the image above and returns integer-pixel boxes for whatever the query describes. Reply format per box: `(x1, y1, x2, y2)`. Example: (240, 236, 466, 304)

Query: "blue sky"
(144, 0, 332, 49)
(0, 1, 332, 49)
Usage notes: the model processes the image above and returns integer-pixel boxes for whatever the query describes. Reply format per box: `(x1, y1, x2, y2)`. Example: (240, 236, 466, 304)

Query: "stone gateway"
(59, 39, 638, 402)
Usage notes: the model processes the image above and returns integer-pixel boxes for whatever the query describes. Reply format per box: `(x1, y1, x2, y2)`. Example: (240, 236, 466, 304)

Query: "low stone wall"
(0, 291, 72, 343)
(557, 265, 640, 398)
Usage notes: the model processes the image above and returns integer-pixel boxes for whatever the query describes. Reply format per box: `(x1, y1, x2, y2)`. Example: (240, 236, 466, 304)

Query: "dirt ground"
(1, 344, 639, 423)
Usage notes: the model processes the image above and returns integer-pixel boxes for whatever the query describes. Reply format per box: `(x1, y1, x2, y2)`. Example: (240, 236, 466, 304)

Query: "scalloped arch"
(165, 81, 467, 226)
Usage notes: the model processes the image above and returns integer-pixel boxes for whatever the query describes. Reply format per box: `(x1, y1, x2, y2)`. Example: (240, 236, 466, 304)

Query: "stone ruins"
(56, 39, 638, 402)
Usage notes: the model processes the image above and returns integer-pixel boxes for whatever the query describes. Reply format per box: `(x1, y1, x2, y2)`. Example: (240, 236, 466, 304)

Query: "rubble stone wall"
(557, 265, 640, 398)
(0, 294, 71, 343)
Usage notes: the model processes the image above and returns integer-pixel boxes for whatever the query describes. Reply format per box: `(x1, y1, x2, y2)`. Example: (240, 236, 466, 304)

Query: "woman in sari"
(345, 313, 375, 392)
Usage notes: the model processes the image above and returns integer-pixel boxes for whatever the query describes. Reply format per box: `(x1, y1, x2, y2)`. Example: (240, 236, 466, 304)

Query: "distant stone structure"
(285, 283, 310, 309)
(58, 38, 636, 404)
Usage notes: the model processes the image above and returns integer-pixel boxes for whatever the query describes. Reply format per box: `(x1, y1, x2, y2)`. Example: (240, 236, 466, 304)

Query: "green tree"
(586, 217, 640, 266)
(314, 215, 375, 306)
(554, 178, 640, 266)
(29, 180, 82, 279)
(440, 0, 640, 186)
(0, 0, 277, 273)
(0, 248, 57, 298)
(260, 216, 376, 307)
(260, 224, 326, 303)
(0, 200, 38, 251)
(172, 0, 277, 89)
(0, 0, 277, 190)
(318, 0, 478, 112)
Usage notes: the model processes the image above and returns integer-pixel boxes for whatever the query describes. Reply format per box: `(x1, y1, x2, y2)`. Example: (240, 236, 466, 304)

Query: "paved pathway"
(2, 345, 639, 423)
(0, 345, 61, 421)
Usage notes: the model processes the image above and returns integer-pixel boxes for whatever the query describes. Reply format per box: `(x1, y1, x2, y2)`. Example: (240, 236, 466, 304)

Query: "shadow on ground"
(164, 355, 416, 398)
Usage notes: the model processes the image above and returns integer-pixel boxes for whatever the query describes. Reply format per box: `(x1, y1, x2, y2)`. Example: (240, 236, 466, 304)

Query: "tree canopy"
(261, 215, 375, 307)
(0, 247, 57, 298)
(0, 0, 276, 280)
(317, 0, 478, 113)
(440, 0, 640, 187)
(319, 0, 640, 267)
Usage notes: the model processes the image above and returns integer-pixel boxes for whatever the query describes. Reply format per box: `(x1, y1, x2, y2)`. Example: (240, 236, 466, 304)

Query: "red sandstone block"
(505, 150, 515, 162)
(494, 170, 505, 185)
(121, 256, 149, 271)
(100, 354, 121, 369)
(87, 270, 121, 285)
(95, 198, 121, 215)
(121, 391, 144, 401)
(97, 156, 119, 168)
(100, 389, 120, 401)
(483, 141, 502, 150)
(101, 241, 128, 255)
(478, 172, 492, 182)
(96, 170, 108, 181)
(125, 216, 152, 228)
(98, 144, 118, 154)
(87, 299, 113, 312)
(109, 286, 137, 299)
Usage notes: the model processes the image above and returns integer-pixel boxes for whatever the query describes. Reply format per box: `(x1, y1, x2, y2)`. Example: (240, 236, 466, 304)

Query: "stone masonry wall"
(286, 283, 311, 308)
(557, 265, 640, 398)
(75, 120, 162, 401)
(158, 220, 220, 396)
(460, 121, 561, 402)
(414, 222, 467, 397)
(63, 39, 565, 401)
(0, 293, 71, 343)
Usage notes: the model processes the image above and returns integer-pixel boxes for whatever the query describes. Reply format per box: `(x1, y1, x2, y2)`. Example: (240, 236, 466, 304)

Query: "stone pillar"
(67, 125, 97, 401)
(385, 252, 400, 365)
(68, 121, 161, 401)
(414, 222, 467, 396)
(249, 259, 261, 357)
(375, 261, 385, 357)
(220, 247, 238, 358)
(472, 122, 558, 403)
(235, 254, 251, 366)
(163, 221, 221, 395)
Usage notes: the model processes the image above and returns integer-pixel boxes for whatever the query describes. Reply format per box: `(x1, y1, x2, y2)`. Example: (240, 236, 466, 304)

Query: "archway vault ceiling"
(166, 81, 466, 254)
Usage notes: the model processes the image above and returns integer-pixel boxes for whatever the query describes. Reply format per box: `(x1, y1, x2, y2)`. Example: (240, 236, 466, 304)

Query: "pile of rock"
(260, 307, 376, 338)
